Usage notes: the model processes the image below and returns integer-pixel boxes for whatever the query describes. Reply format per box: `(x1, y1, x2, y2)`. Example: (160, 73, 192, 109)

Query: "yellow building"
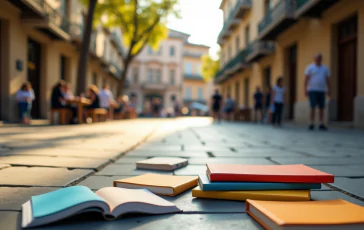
(216, 0, 364, 128)
(0, 0, 123, 122)
(183, 42, 212, 115)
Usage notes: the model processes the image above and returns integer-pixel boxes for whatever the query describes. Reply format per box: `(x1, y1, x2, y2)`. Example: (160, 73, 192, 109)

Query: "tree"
(94, 0, 179, 96)
(201, 54, 220, 82)
(77, 0, 98, 95)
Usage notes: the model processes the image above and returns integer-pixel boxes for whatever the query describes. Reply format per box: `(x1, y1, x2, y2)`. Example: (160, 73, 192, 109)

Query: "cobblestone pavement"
(1, 118, 364, 229)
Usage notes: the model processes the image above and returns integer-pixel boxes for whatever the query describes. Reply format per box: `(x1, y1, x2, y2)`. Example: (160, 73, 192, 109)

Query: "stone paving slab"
(187, 157, 275, 165)
(310, 165, 364, 177)
(0, 148, 121, 160)
(174, 165, 206, 176)
(125, 151, 209, 158)
(0, 164, 10, 170)
(163, 190, 245, 213)
(0, 155, 109, 169)
(79, 176, 129, 190)
(114, 157, 152, 164)
(183, 146, 235, 151)
(329, 178, 364, 199)
(134, 145, 183, 151)
(0, 167, 93, 186)
(0, 187, 56, 211)
(287, 147, 363, 157)
(271, 157, 364, 165)
(96, 164, 173, 176)
(311, 190, 364, 206)
(0, 212, 263, 230)
(3, 140, 54, 149)
(56, 143, 134, 152)
(212, 150, 305, 158)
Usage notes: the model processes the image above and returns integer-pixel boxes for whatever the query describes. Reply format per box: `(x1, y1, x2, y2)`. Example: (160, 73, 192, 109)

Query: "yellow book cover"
(246, 199, 364, 230)
(113, 173, 198, 196)
(192, 186, 310, 201)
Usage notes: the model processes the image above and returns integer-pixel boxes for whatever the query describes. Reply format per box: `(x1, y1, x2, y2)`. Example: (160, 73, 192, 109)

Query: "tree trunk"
(76, 0, 97, 95)
(117, 59, 132, 96)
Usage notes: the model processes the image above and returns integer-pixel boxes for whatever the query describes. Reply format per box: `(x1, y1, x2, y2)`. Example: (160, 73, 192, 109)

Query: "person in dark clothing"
(264, 86, 272, 123)
(51, 80, 66, 109)
(86, 84, 101, 109)
(254, 86, 264, 123)
(272, 78, 285, 127)
(211, 89, 223, 123)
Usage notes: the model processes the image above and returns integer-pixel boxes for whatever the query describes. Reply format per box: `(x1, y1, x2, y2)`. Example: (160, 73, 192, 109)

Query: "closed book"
(113, 173, 198, 196)
(207, 164, 334, 183)
(246, 199, 364, 230)
(198, 174, 321, 191)
(192, 186, 310, 201)
(22, 186, 181, 228)
(136, 157, 188, 171)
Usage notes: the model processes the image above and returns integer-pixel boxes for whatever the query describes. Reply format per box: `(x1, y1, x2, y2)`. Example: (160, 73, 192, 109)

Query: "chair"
(50, 108, 72, 125)
(87, 108, 108, 122)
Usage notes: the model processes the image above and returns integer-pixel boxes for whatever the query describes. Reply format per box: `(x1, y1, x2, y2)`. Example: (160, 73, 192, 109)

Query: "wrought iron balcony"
(245, 40, 275, 63)
(295, 0, 339, 18)
(258, 0, 296, 41)
(109, 62, 123, 80)
(69, 23, 84, 43)
(184, 74, 204, 80)
(215, 48, 249, 83)
(142, 82, 168, 91)
(231, 0, 252, 19)
(183, 51, 203, 58)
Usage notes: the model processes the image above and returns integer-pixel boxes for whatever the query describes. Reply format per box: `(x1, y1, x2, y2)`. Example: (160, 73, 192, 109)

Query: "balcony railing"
(112, 31, 125, 55)
(258, 0, 296, 40)
(109, 62, 123, 80)
(245, 40, 275, 62)
(183, 51, 203, 58)
(43, 1, 70, 34)
(231, 0, 252, 19)
(184, 74, 204, 80)
(295, 0, 339, 18)
(215, 48, 249, 83)
(69, 23, 84, 41)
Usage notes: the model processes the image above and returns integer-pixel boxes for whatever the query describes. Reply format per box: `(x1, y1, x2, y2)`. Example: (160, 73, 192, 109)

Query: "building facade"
(0, 0, 123, 122)
(215, 0, 364, 128)
(126, 30, 212, 115)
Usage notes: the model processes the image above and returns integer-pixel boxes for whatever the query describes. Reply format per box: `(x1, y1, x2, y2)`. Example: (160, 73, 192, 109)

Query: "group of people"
(211, 53, 330, 130)
(16, 79, 136, 124)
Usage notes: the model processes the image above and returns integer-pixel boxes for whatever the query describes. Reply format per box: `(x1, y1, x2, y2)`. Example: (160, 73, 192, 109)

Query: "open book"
(22, 186, 181, 228)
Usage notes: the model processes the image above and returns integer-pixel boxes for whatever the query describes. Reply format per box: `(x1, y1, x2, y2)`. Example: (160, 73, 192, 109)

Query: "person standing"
(223, 94, 235, 121)
(16, 82, 35, 124)
(99, 84, 114, 110)
(305, 53, 331, 131)
(253, 86, 264, 123)
(264, 86, 272, 123)
(272, 78, 285, 127)
(211, 89, 223, 123)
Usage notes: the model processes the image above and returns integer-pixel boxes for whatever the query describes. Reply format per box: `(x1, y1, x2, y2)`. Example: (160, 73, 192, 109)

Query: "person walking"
(211, 89, 223, 123)
(253, 86, 264, 123)
(272, 78, 285, 127)
(16, 82, 35, 124)
(223, 94, 235, 121)
(264, 86, 272, 123)
(305, 53, 331, 131)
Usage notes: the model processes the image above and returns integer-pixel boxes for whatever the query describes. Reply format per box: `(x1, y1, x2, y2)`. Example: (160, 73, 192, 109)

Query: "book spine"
(210, 174, 334, 183)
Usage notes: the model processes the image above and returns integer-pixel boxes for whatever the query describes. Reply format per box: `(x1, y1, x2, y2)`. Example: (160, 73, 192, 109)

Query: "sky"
(167, 0, 223, 59)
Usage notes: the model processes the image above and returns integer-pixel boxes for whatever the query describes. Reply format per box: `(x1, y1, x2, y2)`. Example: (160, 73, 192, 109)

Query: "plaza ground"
(0, 118, 364, 229)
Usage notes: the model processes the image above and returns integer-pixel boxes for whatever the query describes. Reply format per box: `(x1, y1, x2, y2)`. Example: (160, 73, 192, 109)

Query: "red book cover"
(206, 164, 334, 183)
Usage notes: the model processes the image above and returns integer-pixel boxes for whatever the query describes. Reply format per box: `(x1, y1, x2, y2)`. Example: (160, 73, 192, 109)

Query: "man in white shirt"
(304, 53, 331, 131)
(99, 83, 114, 110)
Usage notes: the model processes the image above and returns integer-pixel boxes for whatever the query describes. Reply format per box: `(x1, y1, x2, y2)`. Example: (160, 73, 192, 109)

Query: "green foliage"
(201, 54, 220, 82)
(89, 0, 179, 58)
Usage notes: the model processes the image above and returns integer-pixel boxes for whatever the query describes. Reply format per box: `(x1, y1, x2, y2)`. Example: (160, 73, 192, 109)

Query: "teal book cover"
(199, 174, 321, 191)
(31, 186, 104, 218)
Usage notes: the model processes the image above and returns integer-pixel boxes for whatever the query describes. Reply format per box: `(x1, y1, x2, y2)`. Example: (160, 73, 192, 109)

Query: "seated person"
(86, 84, 101, 109)
(63, 83, 74, 100)
(114, 96, 127, 114)
(51, 80, 66, 109)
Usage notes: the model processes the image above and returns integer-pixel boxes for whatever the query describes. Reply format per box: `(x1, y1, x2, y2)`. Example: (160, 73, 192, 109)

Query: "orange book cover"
(113, 174, 198, 196)
(246, 199, 364, 229)
(207, 164, 334, 183)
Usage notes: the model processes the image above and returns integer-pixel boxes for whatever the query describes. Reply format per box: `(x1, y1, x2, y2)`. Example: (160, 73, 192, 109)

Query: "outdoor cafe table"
(66, 98, 91, 124)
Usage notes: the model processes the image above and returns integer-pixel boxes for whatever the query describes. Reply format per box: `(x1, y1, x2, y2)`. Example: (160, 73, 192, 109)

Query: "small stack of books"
(192, 164, 334, 201)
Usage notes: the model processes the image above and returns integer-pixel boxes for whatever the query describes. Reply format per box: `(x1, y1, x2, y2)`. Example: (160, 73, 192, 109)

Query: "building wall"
(216, 0, 364, 128)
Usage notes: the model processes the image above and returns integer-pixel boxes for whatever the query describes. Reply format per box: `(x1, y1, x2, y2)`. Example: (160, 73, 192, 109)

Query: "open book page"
(95, 187, 181, 216)
(32, 186, 107, 218)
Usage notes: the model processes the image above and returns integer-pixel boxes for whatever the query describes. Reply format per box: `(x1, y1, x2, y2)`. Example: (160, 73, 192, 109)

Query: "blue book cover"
(198, 174, 321, 191)
(32, 186, 104, 218)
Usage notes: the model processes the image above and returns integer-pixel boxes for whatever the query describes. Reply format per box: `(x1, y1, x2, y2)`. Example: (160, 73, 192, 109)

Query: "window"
(185, 87, 192, 100)
(185, 62, 192, 75)
(148, 47, 153, 54)
(155, 69, 161, 83)
(236, 36, 240, 51)
(264, 0, 271, 15)
(196, 64, 202, 75)
(169, 69, 175, 85)
(147, 69, 153, 83)
(170, 46, 175, 56)
(264, 67, 271, 88)
(133, 67, 139, 84)
(60, 55, 67, 80)
(245, 25, 250, 46)
(198, 88, 203, 100)
(92, 73, 97, 85)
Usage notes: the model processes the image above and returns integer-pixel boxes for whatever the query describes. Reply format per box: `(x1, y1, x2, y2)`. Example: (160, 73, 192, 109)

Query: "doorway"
(264, 67, 271, 89)
(235, 82, 240, 105)
(287, 44, 297, 119)
(27, 39, 42, 119)
(338, 16, 357, 121)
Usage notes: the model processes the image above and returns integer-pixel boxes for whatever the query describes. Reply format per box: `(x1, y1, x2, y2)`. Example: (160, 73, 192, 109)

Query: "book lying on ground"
(22, 186, 181, 228)
(136, 157, 188, 171)
(198, 174, 321, 191)
(246, 199, 364, 230)
(207, 164, 334, 183)
(113, 173, 198, 196)
(192, 186, 310, 201)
